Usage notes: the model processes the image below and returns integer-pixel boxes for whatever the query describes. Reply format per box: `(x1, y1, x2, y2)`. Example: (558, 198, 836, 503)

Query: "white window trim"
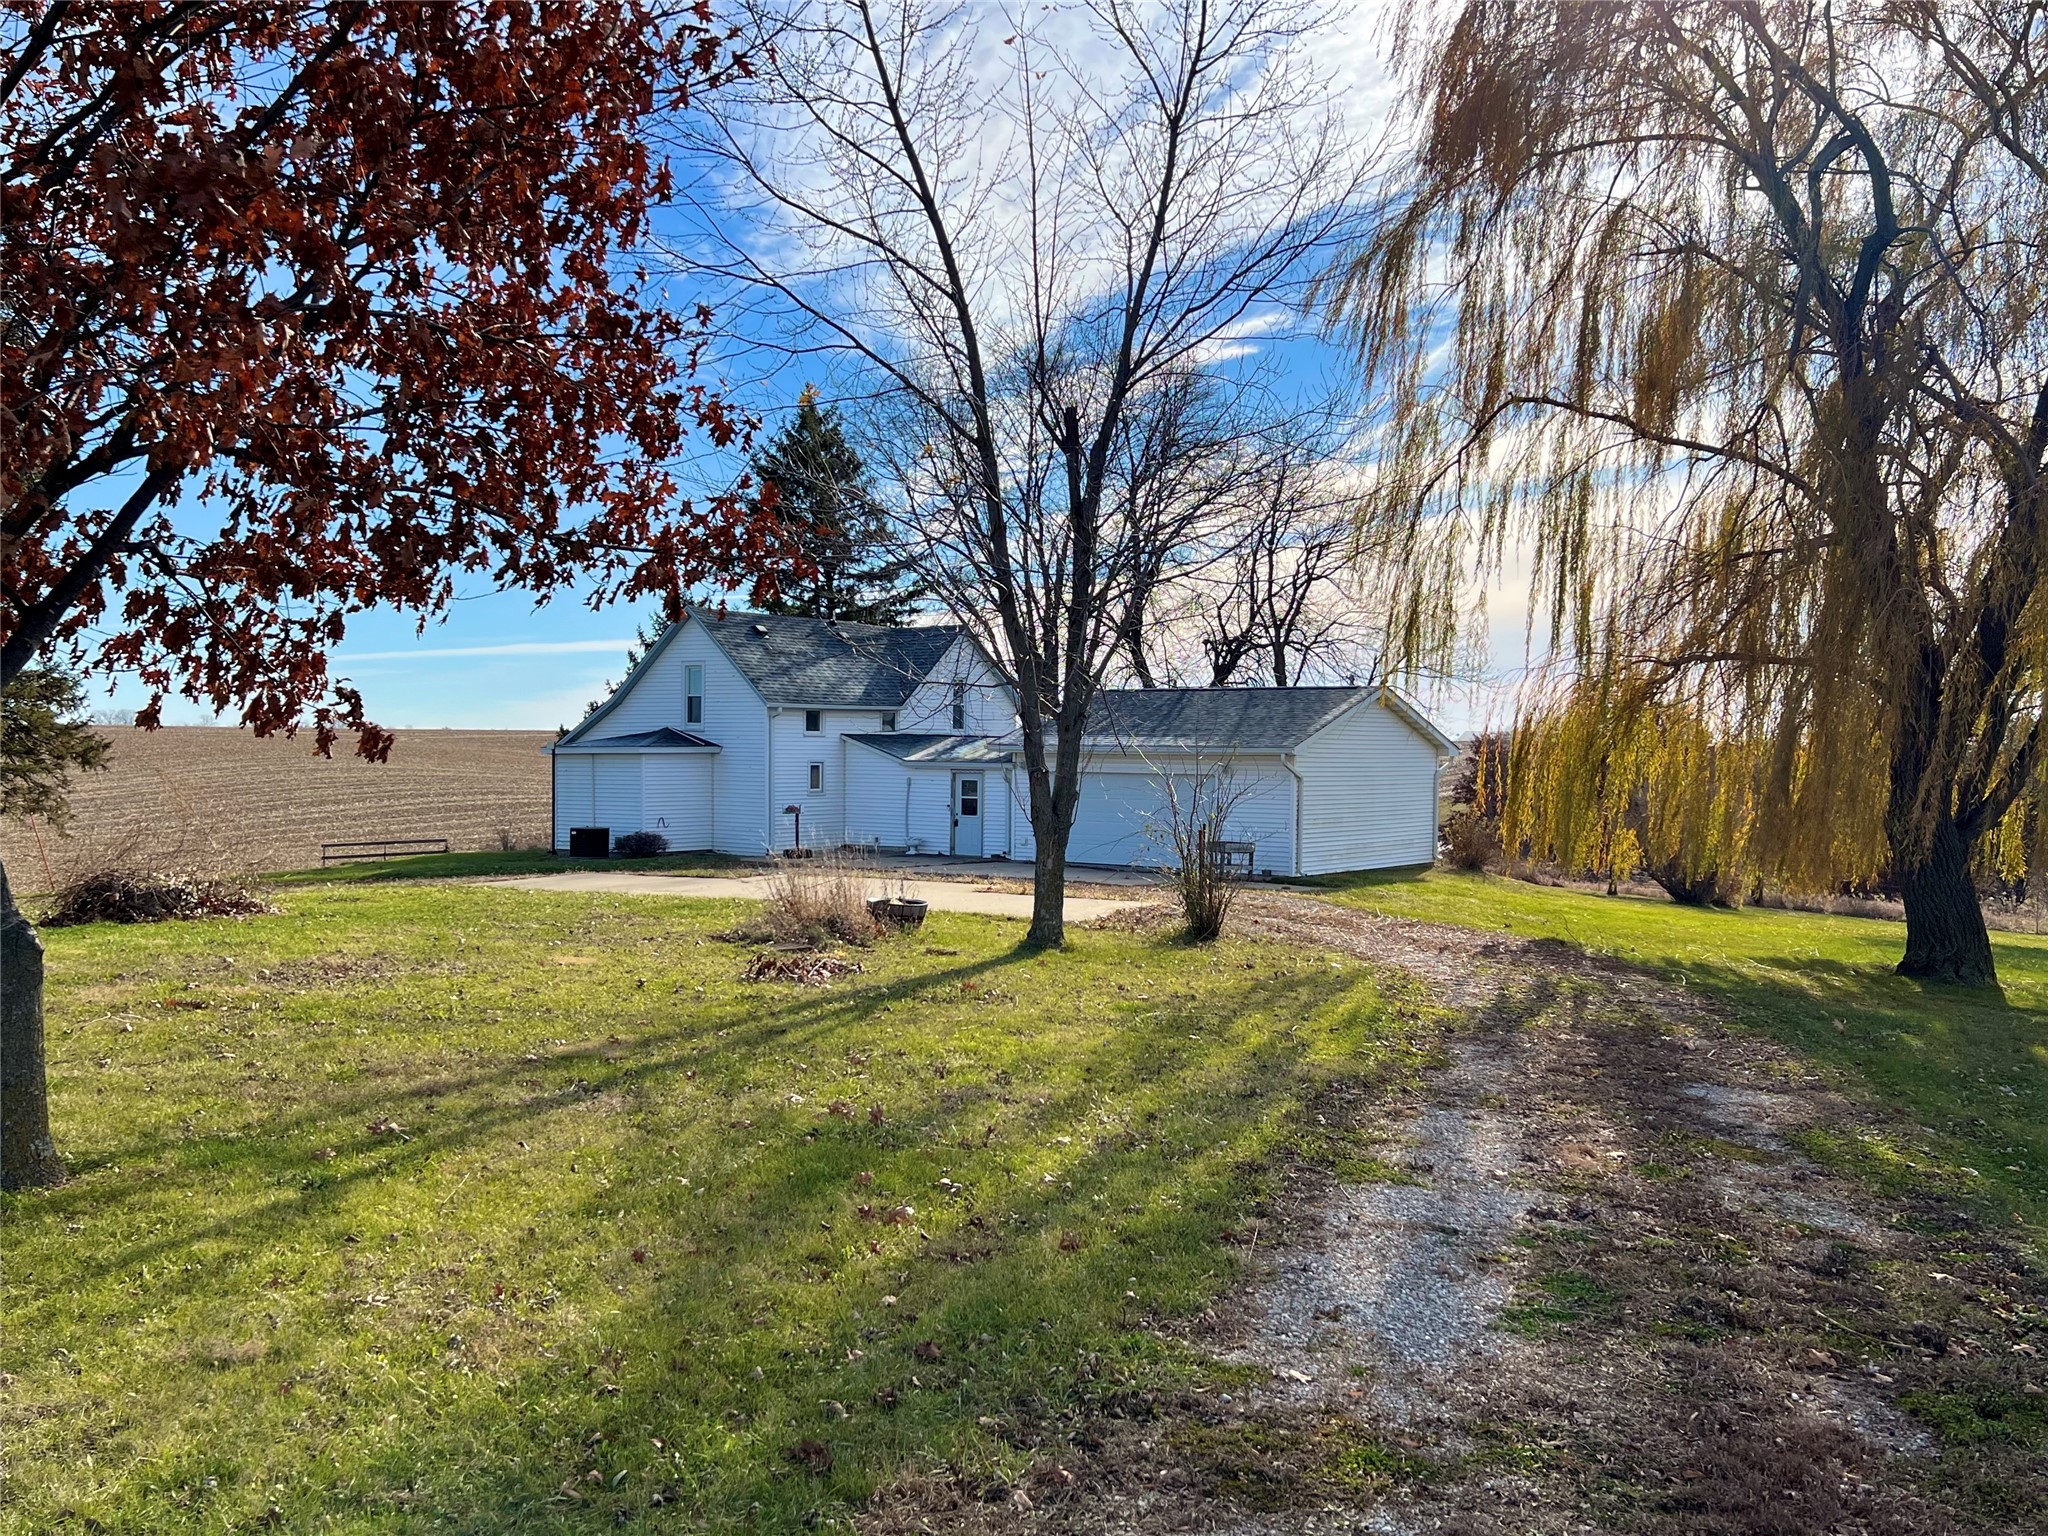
(808, 762, 824, 793)
(804, 709, 823, 734)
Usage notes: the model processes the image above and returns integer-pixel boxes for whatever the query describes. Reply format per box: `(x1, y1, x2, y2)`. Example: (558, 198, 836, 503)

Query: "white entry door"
(951, 773, 984, 857)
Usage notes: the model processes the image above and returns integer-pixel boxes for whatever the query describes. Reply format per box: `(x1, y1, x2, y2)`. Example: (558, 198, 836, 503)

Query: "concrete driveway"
(486, 869, 1153, 922)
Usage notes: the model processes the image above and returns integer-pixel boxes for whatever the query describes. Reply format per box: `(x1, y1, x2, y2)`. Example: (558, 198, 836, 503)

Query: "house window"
(808, 762, 823, 793)
(950, 682, 966, 731)
(685, 664, 703, 725)
(881, 712, 897, 732)
(804, 709, 822, 733)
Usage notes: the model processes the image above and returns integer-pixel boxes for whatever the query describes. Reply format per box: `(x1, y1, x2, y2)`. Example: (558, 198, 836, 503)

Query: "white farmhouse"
(548, 606, 1453, 877)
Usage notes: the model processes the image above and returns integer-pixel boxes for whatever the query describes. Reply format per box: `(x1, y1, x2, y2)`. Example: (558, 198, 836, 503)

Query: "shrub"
(612, 830, 669, 859)
(730, 851, 878, 947)
(1149, 763, 1253, 943)
(1439, 807, 1501, 871)
(44, 866, 272, 927)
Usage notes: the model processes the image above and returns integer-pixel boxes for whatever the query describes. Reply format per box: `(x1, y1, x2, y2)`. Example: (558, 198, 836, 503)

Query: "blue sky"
(95, 5, 1529, 740)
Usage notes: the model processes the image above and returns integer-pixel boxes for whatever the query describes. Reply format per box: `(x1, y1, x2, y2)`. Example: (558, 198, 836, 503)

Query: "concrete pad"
(484, 870, 1150, 922)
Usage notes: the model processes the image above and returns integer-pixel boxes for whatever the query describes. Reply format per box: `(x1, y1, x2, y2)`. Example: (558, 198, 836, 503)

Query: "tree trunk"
(1, 860, 65, 1189)
(1896, 815, 1995, 986)
(1028, 829, 1067, 949)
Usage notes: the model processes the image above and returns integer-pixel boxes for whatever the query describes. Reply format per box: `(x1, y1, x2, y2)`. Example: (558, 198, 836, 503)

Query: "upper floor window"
(881, 712, 897, 732)
(685, 664, 703, 725)
(950, 682, 966, 731)
(804, 709, 822, 733)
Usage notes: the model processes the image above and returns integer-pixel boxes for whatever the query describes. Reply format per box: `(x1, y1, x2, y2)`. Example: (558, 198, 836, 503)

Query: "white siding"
(1008, 769, 1036, 862)
(643, 755, 714, 850)
(553, 753, 598, 848)
(1291, 698, 1445, 875)
(595, 755, 642, 842)
(672, 620, 770, 855)
(908, 768, 954, 855)
(584, 636, 686, 736)
(1062, 756, 1296, 875)
(766, 708, 893, 851)
(899, 638, 1015, 733)
(844, 742, 911, 851)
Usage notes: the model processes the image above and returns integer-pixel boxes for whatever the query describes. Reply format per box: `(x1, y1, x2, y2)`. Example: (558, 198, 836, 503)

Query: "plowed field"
(1, 726, 553, 889)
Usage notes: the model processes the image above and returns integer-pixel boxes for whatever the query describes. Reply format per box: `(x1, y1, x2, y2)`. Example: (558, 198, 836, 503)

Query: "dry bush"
(44, 865, 272, 927)
(1439, 807, 1501, 871)
(729, 852, 879, 947)
(1151, 763, 1256, 943)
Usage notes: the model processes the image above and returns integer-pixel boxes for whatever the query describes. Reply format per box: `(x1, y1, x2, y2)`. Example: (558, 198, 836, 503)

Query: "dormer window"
(881, 712, 897, 732)
(950, 682, 966, 731)
(804, 709, 822, 734)
(685, 664, 703, 725)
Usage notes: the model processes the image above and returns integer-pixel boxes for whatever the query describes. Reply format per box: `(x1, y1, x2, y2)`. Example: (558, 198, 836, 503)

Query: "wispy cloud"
(333, 639, 633, 663)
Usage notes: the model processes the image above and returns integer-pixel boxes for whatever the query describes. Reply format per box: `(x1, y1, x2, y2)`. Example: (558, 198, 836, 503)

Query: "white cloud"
(333, 639, 634, 663)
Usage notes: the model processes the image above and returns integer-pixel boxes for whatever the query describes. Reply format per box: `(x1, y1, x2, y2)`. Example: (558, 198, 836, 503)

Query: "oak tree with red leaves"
(0, 1, 784, 1188)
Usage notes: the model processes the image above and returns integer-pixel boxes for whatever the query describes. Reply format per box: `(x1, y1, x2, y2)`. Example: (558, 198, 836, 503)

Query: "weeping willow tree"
(1333, 0, 2048, 984)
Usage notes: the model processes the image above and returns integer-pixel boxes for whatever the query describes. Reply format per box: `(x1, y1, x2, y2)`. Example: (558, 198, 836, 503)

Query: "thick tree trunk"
(1, 860, 65, 1189)
(1896, 816, 1995, 986)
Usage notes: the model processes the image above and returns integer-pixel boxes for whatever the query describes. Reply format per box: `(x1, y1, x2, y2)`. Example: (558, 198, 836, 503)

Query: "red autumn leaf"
(3, 2, 805, 749)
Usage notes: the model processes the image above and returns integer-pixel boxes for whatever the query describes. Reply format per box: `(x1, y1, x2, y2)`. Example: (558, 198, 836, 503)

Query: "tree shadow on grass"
(9, 916, 1408, 1535)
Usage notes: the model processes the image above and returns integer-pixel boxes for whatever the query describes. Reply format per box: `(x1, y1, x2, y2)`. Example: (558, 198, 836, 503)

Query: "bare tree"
(1192, 409, 1376, 686)
(672, 0, 1366, 944)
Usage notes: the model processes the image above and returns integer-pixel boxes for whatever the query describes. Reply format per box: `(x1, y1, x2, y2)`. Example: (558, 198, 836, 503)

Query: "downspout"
(765, 706, 779, 854)
(1282, 754, 1305, 879)
(904, 772, 912, 852)
(548, 744, 557, 855)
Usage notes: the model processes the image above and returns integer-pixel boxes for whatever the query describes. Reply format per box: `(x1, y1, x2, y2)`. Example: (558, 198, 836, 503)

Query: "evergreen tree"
(752, 391, 922, 626)
(2, 670, 111, 826)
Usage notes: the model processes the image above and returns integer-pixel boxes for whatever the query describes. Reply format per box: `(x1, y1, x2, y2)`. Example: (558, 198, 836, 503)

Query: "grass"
(1497, 1269, 1621, 1339)
(1308, 869, 2048, 1247)
(273, 848, 754, 884)
(3, 884, 1438, 1534)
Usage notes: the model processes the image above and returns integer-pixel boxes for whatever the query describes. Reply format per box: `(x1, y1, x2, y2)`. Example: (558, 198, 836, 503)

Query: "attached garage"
(1066, 770, 1169, 867)
(1009, 688, 1452, 878)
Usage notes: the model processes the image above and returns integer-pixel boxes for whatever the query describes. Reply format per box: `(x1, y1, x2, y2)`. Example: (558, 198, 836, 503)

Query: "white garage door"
(1067, 772, 1174, 868)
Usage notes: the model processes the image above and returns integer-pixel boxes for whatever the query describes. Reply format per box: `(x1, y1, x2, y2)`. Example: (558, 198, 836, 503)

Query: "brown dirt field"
(0, 726, 553, 889)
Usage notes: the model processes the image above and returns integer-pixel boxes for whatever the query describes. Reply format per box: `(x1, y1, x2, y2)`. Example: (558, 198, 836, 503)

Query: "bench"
(1202, 837, 1256, 879)
(320, 837, 450, 866)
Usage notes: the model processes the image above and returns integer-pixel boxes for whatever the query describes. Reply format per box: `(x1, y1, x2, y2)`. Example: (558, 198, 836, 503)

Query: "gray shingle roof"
(580, 727, 720, 750)
(695, 608, 963, 706)
(1078, 687, 1368, 749)
(844, 733, 1014, 764)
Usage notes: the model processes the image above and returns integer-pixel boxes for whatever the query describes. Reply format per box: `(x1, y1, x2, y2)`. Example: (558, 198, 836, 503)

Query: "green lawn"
(1310, 870, 2048, 1245)
(4, 886, 1436, 1534)
(275, 848, 752, 884)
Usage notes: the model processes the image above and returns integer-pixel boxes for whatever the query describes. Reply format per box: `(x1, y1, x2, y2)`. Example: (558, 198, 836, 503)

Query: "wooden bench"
(1201, 836, 1256, 879)
(320, 837, 450, 866)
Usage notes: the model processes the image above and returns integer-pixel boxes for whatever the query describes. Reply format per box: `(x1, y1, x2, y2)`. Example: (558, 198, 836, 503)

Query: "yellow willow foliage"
(1330, 0, 2048, 979)
(1505, 679, 1893, 898)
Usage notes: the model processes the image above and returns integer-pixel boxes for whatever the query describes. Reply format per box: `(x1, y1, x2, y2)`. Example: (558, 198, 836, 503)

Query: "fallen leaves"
(743, 951, 863, 986)
(786, 1438, 833, 1474)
